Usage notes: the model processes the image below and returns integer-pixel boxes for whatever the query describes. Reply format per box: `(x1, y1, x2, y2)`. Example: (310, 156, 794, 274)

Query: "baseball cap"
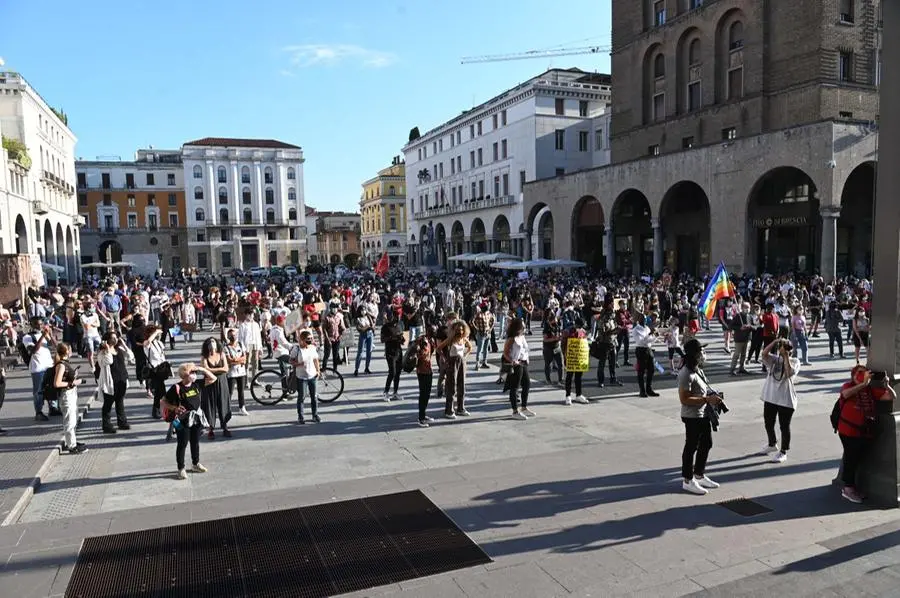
(683, 339, 707, 355)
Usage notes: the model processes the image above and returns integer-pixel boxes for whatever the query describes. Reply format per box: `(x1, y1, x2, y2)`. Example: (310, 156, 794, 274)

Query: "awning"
(41, 262, 65, 273)
(550, 259, 587, 268)
(473, 252, 521, 262)
(447, 253, 480, 262)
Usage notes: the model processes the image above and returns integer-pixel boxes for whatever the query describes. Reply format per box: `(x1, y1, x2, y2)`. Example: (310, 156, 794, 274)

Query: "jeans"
(763, 402, 794, 451)
(31, 371, 45, 414)
(296, 377, 318, 419)
(543, 347, 562, 382)
(227, 376, 246, 409)
(508, 363, 530, 411)
(475, 334, 490, 365)
(682, 417, 713, 480)
(730, 341, 749, 372)
(497, 315, 507, 340)
(175, 424, 201, 470)
(60, 388, 79, 448)
(408, 325, 421, 341)
(384, 354, 402, 395)
(523, 312, 532, 333)
(828, 330, 844, 357)
(417, 373, 432, 421)
(792, 330, 808, 363)
(322, 340, 341, 371)
(565, 371, 583, 396)
(839, 434, 868, 487)
(355, 330, 373, 372)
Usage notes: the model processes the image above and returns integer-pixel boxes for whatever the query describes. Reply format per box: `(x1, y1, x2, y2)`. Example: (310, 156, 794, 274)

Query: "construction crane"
(460, 45, 610, 64)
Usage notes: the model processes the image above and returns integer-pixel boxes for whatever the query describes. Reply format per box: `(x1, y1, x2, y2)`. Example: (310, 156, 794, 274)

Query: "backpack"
(402, 344, 418, 374)
(830, 398, 842, 433)
(41, 364, 61, 403)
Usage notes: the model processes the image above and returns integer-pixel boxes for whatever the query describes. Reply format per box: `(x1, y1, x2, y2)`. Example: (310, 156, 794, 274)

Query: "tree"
(2, 136, 31, 170)
(344, 253, 360, 269)
(408, 127, 421, 142)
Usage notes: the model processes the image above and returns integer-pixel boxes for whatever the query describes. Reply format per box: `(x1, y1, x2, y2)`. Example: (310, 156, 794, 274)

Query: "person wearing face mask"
(238, 311, 262, 389)
(729, 302, 754, 376)
(290, 330, 321, 424)
(678, 339, 722, 495)
(200, 337, 232, 438)
(97, 331, 133, 433)
(759, 339, 801, 464)
(224, 328, 249, 416)
(80, 302, 103, 370)
(162, 363, 216, 480)
(321, 304, 346, 372)
(631, 314, 659, 398)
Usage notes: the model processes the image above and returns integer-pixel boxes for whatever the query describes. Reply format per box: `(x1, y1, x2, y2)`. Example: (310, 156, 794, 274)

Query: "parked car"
(249, 266, 269, 277)
(284, 265, 299, 277)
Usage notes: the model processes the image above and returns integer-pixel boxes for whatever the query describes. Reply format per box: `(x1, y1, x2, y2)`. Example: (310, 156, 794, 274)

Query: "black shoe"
(102, 424, 117, 434)
(0, 428, 8, 436)
(365, 368, 372, 375)
(612, 379, 624, 386)
(738, 369, 750, 375)
(223, 429, 232, 438)
(639, 392, 648, 398)
(49, 408, 63, 417)
(151, 409, 161, 420)
(68, 444, 88, 454)
(353, 371, 359, 377)
(313, 414, 321, 423)
(545, 378, 552, 385)
(297, 417, 306, 425)
(118, 422, 131, 430)
(646, 389, 660, 397)
(598, 382, 605, 388)
(623, 361, 632, 367)
(35, 412, 49, 422)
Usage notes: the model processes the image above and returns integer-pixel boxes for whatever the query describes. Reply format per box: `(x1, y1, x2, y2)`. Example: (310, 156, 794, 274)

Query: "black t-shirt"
(165, 381, 202, 411)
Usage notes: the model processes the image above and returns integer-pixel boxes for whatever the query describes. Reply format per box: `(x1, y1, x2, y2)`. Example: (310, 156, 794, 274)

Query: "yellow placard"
(565, 338, 590, 373)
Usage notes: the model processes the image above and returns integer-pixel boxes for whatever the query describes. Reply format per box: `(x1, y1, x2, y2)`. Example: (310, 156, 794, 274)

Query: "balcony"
(420, 194, 517, 217)
(73, 215, 86, 228)
(32, 200, 49, 215)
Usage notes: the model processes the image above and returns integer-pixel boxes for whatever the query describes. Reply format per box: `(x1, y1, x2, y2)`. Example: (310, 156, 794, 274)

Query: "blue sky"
(2, 0, 611, 212)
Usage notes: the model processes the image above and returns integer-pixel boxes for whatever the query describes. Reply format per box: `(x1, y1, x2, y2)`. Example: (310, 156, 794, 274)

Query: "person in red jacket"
(837, 366, 896, 503)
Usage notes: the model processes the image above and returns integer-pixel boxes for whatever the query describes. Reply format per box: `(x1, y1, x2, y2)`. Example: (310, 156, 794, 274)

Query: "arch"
(388, 239, 401, 248)
(217, 165, 227, 183)
(611, 189, 652, 276)
(330, 254, 341, 265)
(218, 186, 228, 204)
(266, 207, 276, 224)
(449, 220, 465, 257)
(194, 186, 204, 200)
(243, 208, 253, 224)
(746, 166, 819, 274)
(470, 218, 486, 253)
(15, 216, 29, 254)
(837, 161, 875, 276)
(242, 186, 252, 204)
(288, 208, 297, 220)
(43, 221, 54, 264)
(241, 165, 250, 183)
(55, 223, 64, 271)
(65, 227, 75, 283)
(537, 208, 554, 260)
(642, 43, 665, 124)
(660, 181, 711, 276)
(193, 165, 202, 179)
(676, 27, 703, 114)
(288, 187, 296, 201)
(715, 8, 746, 102)
(219, 208, 230, 223)
(265, 188, 274, 204)
(264, 166, 273, 183)
(572, 196, 605, 270)
(98, 240, 123, 264)
(492, 214, 511, 254)
(287, 167, 295, 180)
(654, 53, 665, 78)
(195, 208, 205, 222)
(434, 223, 447, 268)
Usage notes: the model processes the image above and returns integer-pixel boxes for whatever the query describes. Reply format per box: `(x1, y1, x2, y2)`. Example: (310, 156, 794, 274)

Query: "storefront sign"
(751, 216, 809, 228)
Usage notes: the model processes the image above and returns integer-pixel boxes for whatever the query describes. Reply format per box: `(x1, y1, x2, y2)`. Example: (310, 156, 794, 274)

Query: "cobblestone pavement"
(2, 327, 899, 597)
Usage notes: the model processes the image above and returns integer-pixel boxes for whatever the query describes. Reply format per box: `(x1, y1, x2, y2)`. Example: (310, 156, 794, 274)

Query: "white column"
(230, 161, 240, 217)
(820, 206, 840, 282)
(652, 217, 664, 274)
(604, 227, 614, 272)
(207, 162, 217, 225)
(276, 162, 286, 223)
(254, 162, 264, 223)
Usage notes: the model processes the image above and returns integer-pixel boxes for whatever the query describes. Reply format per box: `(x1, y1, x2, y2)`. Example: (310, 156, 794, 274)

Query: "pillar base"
(834, 402, 900, 508)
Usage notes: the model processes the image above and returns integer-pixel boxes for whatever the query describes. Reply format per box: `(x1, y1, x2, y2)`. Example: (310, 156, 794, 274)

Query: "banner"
(284, 309, 304, 335)
(565, 338, 590, 373)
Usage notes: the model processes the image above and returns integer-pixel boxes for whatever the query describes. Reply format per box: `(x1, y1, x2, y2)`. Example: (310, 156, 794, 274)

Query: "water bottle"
(172, 416, 182, 430)
(654, 360, 666, 374)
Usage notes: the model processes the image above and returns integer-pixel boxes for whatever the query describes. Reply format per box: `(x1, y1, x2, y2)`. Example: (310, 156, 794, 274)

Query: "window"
(555, 168, 566, 177)
(146, 173, 155, 185)
(451, 186, 457, 203)
(439, 139, 443, 151)
(555, 98, 565, 115)
(417, 148, 422, 161)
(168, 193, 177, 206)
(243, 187, 252, 204)
(390, 216, 397, 230)
(682, 136, 695, 149)
(148, 194, 156, 206)
(654, 54, 665, 78)
(579, 100, 589, 117)
(239, 166, 251, 184)
(197, 252, 207, 269)
(439, 163, 444, 178)
(493, 176, 500, 198)
(839, 51, 853, 81)
(172, 256, 181, 271)
(690, 0, 702, 8)
(729, 21, 744, 50)
(171, 235, 179, 247)
(264, 167, 273, 184)
(77, 172, 86, 188)
(689, 39, 701, 65)
(456, 131, 461, 144)
(196, 209, 205, 221)
(654, 0, 666, 26)
(104, 214, 114, 231)
(501, 110, 508, 126)
(287, 167, 295, 180)
(288, 187, 296, 201)
(653, 93, 666, 121)
(471, 182, 477, 199)
(493, 142, 499, 161)
(218, 187, 228, 204)
(267, 231, 276, 241)
(840, 0, 854, 23)
(197, 231, 205, 242)
(688, 81, 701, 111)
(266, 208, 276, 225)
(595, 129, 604, 151)
(727, 67, 743, 100)
(477, 121, 483, 135)
(194, 186, 203, 200)
(648, 144, 660, 156)
(78, 193, 87, 206)
(167, 173, 175, 186)
(289, 208, 297, 220)
(148, 214, 158, 231)
(578, 131, 589, 152)
(193, 165, 202, 179)
(520, 170, 526, 189)
(477, 148, 483, 166)
(221, 251, 232, 268)
(220, 229, 231, 241)
(243, 209, 252, 224)
(125, 173, 135, 188)
(555, 129, 565, 150)
(492, 114, 498, 130)
(450, 134, 455, 148)
(502, 173, 509, 196)
(265, 188, 274, 204)
(451, 159, 456, 175)
(470, 151, 475, 168)
(290, 229, 297, 241)
(220, 208, 229, 223)
(217, 166, 226, 183)
(839, 111, 854, 119)
(127, 214, 137, 228)
(501, 139, 508, 159)
(423, 146, 427, 158)
(478, 180, 484, 198)
(101, 173, 111, 188)
(470, 124, 475, 139)
(722, 127, 737, 140)
(102, 193, 112, 206)
(432, 141, 437, 154)
(169, 214, 178, 227)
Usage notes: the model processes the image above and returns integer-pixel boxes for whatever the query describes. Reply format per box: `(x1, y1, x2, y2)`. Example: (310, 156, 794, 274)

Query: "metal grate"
(65, 490, 490, 598)
(717, 497, 773, 517)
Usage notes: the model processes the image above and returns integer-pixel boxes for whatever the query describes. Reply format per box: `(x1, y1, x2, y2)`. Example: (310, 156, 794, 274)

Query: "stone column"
(207, 162, 217, 225)
(254, 162, 264, 223)
(820, 206, 840, 282)
(864, 0, 900, 508)
(604, 227, 614, 273)
(652, 218, 664, 275)
(230, 161, 240, 217)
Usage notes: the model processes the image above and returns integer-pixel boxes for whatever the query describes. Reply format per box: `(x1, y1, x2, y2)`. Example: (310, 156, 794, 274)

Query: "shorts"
(853, 331, 870, 348)
(83, 336, 101, 353)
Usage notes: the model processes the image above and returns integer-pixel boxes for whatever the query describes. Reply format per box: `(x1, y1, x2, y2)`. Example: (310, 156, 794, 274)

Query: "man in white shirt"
(81, 303, 103, 369)
(23, 317, 56, 420)
(238, 311, 263, 387)
(631, 317, 658, 398)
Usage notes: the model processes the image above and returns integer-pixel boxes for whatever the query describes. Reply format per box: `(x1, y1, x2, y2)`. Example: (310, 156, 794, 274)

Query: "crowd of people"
(0, 265, 888, 501)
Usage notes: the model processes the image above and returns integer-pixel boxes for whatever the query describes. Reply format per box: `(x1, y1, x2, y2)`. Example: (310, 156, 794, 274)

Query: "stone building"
(524, 0, 882, 278)
(315, 212, 361, 266)
(360, 158, 407, 266)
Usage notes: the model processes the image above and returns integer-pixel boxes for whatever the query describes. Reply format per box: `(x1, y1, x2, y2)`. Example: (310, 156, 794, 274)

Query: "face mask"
(188, 374, 198, 384)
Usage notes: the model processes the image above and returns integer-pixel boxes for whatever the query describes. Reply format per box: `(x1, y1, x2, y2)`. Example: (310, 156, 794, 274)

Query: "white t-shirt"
(292, 345, 319, 380)
(508, 335, 530, 364)
(225, 342, 247, 378)
(23, 332, 53, 373)
(81, 313, 101, 339)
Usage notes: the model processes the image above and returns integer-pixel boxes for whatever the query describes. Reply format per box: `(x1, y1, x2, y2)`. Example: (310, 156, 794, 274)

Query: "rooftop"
(183, 137, 301, 150)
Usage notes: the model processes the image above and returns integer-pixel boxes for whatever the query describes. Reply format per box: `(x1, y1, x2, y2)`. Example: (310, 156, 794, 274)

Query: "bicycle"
(249, 366, 345, 406)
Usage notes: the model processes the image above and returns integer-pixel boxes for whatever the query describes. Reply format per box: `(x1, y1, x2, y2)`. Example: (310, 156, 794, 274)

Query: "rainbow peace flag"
(698, 263, 735, 320)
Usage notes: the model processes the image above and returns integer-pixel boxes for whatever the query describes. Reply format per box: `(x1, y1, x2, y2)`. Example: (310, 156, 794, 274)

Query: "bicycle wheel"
(250, 369, 289, 406)
(316, 368, 345, 403)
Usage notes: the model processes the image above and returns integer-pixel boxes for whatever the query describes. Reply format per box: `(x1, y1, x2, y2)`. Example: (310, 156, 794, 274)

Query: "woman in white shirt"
(145, 326, 169, 420)
(290, 330, 321, 424)
(759, 339, 801, 463)
(503, 318, 533, 420)
(270, 315, 294, 377)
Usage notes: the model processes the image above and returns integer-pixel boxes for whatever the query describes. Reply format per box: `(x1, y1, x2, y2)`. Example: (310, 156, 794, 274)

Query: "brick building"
(524, 0, 882, 278)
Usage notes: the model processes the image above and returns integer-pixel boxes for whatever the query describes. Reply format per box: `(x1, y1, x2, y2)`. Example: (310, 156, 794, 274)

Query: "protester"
(162, 363, 215, 479)
(678, 339, 722, 495)
(759, 339, 801, 463)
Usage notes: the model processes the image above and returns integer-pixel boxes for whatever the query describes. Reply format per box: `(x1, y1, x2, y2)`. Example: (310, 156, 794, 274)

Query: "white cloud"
(281, 44, 397, 70)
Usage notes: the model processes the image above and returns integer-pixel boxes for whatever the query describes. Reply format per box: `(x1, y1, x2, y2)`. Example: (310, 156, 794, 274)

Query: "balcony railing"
(82, 225, 186, 234)
(419, 194, 517, 217)
(32, 200, 49, 214)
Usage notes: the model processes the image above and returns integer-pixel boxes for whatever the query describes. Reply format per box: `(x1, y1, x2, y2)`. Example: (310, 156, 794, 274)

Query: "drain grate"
(65, 490, 490, 598)
(717, 497, 773, 517)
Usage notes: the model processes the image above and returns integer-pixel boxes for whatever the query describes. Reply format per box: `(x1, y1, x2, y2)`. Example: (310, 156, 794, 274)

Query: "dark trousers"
(543, 347, 562, 382)
(101, 380, 128, 426)
(175, 424, 201, 470)
(565, 371, 583, 396)
(635, 347, 654, 393)
(596, 342, 617, 383)
(749, 330, 764, 362)
(227, 376, 246, 409)
(323, 340, 341, 370)
(616, 331, 630, 363)
(150, 372, 167, 412)
(839, 434, 868, 487)
(444, 357, 465, 414)
(417, 373, 432, 420)
(297, 378, 318, 419)
(508, 364, 530, 411)
(763, 402, 794, 451)
(523, 312, 532, 333)
(682, 417, 713, 480)
(828, 330, 844, 357)
(384, 354, 402, 394)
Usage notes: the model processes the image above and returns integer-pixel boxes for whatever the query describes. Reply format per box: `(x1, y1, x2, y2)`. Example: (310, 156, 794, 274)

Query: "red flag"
(375, 252, 389, 277)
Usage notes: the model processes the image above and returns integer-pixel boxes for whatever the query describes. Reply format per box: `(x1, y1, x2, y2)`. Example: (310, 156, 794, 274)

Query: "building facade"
(315, 212, 361, 266)
(305, 206, 320, 264)
(524, 0, 882, 278)
(183, 138, 307, 272)
(77, 149, 188, 275)
(0, 71, 81, 283)
(360, 158, 407, 266)
(403, 68, 612, 269)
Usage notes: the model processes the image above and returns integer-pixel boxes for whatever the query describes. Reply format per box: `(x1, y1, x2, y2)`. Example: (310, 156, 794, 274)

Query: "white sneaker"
(573, 395, 589, 404)
(423, 416, 435, 423)
(391, 393, 401, 401)
(177, 469, 187, 480)
(383, 392, 392, 402)
(564, 395, 573, 405)
(511, 412, 528, 421)
(239, 407, 249, 416)
(771, 451, 787, 463)
(456, 409, 471, 417)
(191, 463, 208, 473)
(759, 444, 778, 456)
(417, 419, 430, 428)
(696, 475, 720, 489)
(444, 412, 457, 420)
(682, 478, 709, 495)
(521, 408, 536, 417)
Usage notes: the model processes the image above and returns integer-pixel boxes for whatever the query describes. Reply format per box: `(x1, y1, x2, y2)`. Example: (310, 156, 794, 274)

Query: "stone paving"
(1, 326, 899, 597)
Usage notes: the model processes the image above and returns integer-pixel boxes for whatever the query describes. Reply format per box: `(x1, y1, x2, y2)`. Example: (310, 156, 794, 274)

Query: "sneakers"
(573, 395, 590, 404)
(238, 407, 249, 416)
(696, 475, 720, 489)
(66, 443, 88, 455)
(646, 389, 660, 397)
(444, 412, 457, 420)
(511, 411, 528, 421)
(456, 409, 471, 417)
(383, 392, 392, 402)
(521, 408, 536, 417)
(682, 478, 709, 495)
(312, 414, 321, 423)
(418, 419, 430, 428)
(841, 486, 863, 504)
(391, 393, 401, 401)
(34, 412, 49, 422)
(177, 469, 187, 480)
(191, 463, 208, 473)
(771, 451, 787, 463)
(423, 416, 434, 423)
(759, 444, 778, 456)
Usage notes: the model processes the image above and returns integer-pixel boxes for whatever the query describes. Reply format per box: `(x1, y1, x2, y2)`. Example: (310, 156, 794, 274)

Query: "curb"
(0, 393, 99, 527)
